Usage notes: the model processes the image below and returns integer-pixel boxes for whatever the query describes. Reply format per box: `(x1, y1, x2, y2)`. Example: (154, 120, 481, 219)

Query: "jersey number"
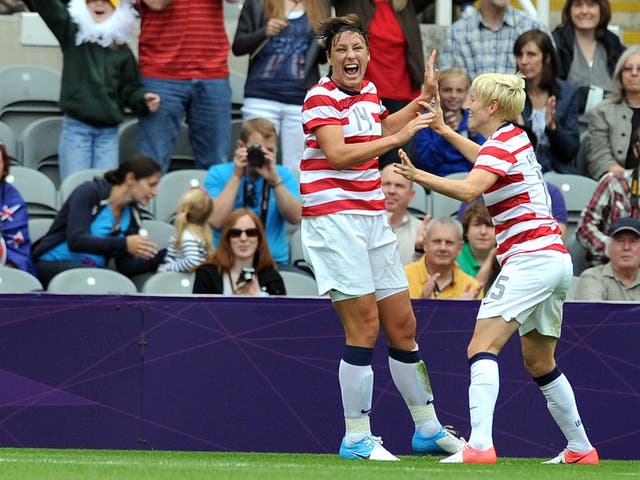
(489, 275, 509, 300)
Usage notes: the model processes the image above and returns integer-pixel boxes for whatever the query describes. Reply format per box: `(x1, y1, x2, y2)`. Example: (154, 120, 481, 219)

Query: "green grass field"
(0, 449, 636, 480)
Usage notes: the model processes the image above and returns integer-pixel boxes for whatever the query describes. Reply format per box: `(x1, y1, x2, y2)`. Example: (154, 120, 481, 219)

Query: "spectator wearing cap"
(574, 217, 640, 301)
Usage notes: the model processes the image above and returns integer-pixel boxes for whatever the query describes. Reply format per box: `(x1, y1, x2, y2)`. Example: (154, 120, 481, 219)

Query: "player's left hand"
(394, 148, 422, 183)
(420, 49, 439, 104)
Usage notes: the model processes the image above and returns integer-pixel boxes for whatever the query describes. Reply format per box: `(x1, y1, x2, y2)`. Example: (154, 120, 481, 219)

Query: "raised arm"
(395, 149, 497, 203)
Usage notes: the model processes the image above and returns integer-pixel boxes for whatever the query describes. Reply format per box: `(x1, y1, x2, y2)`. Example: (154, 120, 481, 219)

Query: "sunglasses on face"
(228, 228, 259, 238)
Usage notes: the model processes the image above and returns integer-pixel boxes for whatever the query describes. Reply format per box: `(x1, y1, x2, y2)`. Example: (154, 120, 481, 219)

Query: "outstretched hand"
(394, 148, 422, 184)
(418, 88, 446, 134)
(420, 49, 440, 104)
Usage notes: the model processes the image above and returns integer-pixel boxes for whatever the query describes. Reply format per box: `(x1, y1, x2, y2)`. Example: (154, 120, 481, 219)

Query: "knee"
(346, 315, 380, 347)
(523, 355, 555, 378)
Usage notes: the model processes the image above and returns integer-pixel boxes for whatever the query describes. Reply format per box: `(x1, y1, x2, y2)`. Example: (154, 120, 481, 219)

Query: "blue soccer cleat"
(412, 426, 466, 455)
(339, 435, 399, 461)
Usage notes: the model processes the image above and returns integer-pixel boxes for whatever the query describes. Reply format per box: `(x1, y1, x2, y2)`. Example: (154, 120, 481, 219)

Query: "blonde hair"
(240, 118, 277, 145)
(264, 0, 328, 31)
(173, 187, 214, 253)
(471, 73, 526, 122)
(438, 67, 471, 88)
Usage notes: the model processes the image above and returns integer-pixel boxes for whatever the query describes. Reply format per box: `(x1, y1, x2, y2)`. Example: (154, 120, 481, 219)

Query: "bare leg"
(378, 291, 464, 454)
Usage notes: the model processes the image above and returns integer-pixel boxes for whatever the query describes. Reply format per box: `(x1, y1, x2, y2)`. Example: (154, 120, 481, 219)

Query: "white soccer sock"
(339, 359, 373, 442)
(540, 373, 593, 452)
(388, 356, 440, 435)
(468, 357, 499, 450)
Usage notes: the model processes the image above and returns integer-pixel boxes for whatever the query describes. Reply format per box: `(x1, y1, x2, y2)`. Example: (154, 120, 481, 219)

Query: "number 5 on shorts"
(489, 275, 509, 301)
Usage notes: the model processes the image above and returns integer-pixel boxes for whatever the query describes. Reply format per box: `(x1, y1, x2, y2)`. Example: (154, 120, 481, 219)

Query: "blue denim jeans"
(58, 115, 119, 182)
(138, 77, 232, 172)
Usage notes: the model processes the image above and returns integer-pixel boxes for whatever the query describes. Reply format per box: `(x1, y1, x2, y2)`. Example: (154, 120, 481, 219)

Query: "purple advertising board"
(0, 294, 637, 459)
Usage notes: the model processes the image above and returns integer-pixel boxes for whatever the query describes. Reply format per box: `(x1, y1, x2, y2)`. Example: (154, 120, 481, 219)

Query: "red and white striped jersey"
(474, 123, 567, 265)
(300, 77, 388, 217)
(138, 0, 229, 80)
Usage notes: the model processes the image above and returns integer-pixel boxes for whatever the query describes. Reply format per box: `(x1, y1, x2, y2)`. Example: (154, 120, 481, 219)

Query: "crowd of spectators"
(1, 0, 639, 302)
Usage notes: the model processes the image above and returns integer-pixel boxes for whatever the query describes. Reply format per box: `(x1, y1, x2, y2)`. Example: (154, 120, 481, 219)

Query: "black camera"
(237, 266, 255, 285)
(246, 144, 265, 168)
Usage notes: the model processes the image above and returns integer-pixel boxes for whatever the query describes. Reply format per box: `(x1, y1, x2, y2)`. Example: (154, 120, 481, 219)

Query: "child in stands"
(33, 0, 160, 181)
(159, 188, 214, 273)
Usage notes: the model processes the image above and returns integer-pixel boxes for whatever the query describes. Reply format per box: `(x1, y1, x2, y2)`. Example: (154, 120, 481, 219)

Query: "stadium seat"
(429, 172, 467, 218)
(117, 118, 139, 165)
(229, 118, 243, 161)
(279, 269, 320, 296)
(566, 232, 589, 277)
(28, 217, 54, 244)
(0, 120, 19, 164)
(408, 183, 429, 217)
(544, 172, 598, 224)
(20, 116, 63, 187)
(119, 119, 195, 171)
(58, 168, 106, 206)
(139, 220, 176, 250)
(5, 166, 58, 219)
(430, 191, 462, 218)
(0, 64, 62, 138)
(141, 271, 195, 294)
(287, 224, 303, 263)
(0, 267, 43, 292)
(154, 169, 208, 224)
(47, 268, 137, 294)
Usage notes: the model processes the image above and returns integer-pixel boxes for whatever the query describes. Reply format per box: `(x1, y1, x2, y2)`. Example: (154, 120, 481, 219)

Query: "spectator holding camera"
(193, 208, 286, 295)
(204, 118, 301, 264)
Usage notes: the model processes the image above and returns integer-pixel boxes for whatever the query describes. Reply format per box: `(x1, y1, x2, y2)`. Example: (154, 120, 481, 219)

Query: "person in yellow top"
(404, 216, 483, 300)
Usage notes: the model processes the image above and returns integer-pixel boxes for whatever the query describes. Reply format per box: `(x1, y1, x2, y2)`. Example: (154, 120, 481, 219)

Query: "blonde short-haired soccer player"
(395, 70, 599, 465)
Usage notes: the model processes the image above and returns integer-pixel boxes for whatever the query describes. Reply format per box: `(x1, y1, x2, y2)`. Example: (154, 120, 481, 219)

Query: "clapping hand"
(422, 272, 441, 299)
(545, 95, 557, 131)
(459, 282, 484, 300)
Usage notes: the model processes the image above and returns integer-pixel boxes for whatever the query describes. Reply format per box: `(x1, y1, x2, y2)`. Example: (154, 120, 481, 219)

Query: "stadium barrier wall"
(0, 294, 637, 459)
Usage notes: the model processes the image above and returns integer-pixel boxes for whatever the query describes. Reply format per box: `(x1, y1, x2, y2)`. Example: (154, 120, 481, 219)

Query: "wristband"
(270, 179, 284, 188)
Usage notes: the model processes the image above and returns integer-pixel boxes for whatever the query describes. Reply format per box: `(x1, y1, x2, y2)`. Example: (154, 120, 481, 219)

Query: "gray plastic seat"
(141, 272, 195, 294)
(47, 268, 137, 294)
(0, 120, 19, 164)
(28, 217, 54, 244)
(408, 183, 429, 217)
(58, 168, 106, 206)
(5, 166, 58, 219)
(0, 64, 62, 138)
(0, 267, 43, 292)
(278, 269, 320, 297)
(139, 220, 176, 250)
(429, 172, 467, 218)
(544, 172, 598, 224)
(154, 169, 208, 224)
(118, 119, 195, 171)
(20, 116, 63, 187)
